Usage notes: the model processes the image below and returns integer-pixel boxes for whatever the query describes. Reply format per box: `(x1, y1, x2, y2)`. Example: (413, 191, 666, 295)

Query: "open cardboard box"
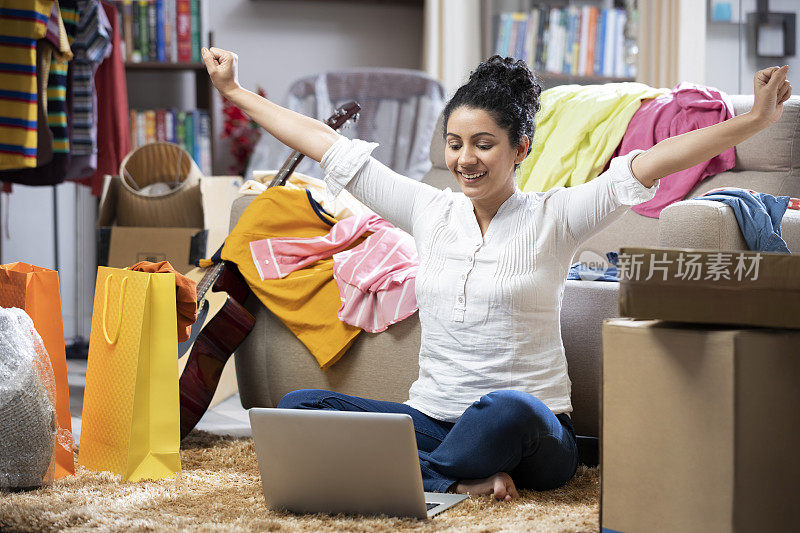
(97, 174, 242, 274)
(97, 173, 244, 407)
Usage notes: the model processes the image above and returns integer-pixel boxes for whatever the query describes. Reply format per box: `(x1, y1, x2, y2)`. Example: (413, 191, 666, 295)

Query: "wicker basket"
(116, 143, 205, 228)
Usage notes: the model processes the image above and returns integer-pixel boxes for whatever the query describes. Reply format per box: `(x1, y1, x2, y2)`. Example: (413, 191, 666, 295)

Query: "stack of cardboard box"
(601, 247, 800, 532)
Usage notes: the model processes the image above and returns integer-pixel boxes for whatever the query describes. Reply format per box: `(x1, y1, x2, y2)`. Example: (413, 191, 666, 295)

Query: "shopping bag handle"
(102, 275, 128, 345)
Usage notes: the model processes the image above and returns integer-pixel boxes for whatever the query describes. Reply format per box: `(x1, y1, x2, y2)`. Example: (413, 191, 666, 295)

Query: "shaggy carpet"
(0, 431, 599, 532)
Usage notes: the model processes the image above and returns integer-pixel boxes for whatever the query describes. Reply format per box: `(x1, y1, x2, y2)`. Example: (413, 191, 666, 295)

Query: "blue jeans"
(277, 389, 578, 493)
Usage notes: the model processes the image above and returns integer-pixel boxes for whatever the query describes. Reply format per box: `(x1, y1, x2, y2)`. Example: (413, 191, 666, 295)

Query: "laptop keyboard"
(426, 502, 439, 511)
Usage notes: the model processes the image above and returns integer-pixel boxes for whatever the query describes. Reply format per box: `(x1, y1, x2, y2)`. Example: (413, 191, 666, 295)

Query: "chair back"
(247, 69, 446, 182)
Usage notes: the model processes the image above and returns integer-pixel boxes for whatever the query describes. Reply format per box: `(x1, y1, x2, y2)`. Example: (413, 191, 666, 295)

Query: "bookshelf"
(481, 0, 638, 90)
(115, 0, 218, 174)
(124, 55, 217, 174)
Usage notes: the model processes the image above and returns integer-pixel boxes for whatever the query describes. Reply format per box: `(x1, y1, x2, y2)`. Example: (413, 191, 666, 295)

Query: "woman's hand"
(201, 47, 240, 98)
(749, 65, 792, 126)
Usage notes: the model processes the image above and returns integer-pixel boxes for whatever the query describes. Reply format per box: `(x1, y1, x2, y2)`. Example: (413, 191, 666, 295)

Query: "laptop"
(249, 408, 469, 519)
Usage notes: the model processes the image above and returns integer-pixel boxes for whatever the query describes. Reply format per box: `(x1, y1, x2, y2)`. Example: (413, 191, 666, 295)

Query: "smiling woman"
(445, 108, 528, 235)
(201, 45, 791, 501)
(441, 56, 540, 234)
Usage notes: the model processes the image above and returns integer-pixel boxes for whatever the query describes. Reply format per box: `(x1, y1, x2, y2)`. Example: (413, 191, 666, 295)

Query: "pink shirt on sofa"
(250, 213, 418, 333)
(615, 82, 735, 218)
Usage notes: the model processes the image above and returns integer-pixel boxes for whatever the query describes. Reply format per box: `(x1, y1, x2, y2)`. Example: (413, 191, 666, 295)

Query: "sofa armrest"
(561, 280, 620, 439)
(659, 199, 800, 252)
(659, 200, 748, 250)
(230, 194, 257, 232)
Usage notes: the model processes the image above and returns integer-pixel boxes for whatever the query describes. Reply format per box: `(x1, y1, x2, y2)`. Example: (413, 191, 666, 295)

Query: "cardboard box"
(97, 174, 242, 274)
(618, 246, 800, 329)
(601, 318, 800, 533)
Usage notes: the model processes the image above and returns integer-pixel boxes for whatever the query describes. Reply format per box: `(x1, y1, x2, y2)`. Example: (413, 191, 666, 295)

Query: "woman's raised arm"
(630, 66, 793, 187)
(201, 47, 339, 162)
(201, 47, 447, 236)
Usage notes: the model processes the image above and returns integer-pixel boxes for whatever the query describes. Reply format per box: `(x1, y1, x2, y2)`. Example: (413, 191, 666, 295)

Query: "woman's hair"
(442, 56, 542, 165)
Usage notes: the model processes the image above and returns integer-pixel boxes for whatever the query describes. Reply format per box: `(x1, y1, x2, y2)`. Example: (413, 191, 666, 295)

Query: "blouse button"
(466, 256, 473, 263)
(460, 274, 467, 280)
(458, 296, 464, 303)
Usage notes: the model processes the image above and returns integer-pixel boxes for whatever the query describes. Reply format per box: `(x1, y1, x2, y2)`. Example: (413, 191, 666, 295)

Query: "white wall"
(1, 0, 423, 343)
(678, 0, 707, 85)
(207, 0, 423, 173)
(706, 0, 799, 95)
(0, 183, 95, 341)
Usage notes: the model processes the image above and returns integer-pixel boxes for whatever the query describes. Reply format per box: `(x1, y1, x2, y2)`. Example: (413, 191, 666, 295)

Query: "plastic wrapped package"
(0, 307, 69, 490)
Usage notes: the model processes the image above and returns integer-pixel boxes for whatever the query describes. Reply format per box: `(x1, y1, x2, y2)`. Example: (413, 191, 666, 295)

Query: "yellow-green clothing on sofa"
(517, 82, 668, 192)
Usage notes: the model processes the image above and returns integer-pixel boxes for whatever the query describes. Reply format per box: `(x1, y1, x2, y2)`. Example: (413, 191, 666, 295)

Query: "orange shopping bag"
(0, 263, 75, 478)
(78, 267, 181, 481)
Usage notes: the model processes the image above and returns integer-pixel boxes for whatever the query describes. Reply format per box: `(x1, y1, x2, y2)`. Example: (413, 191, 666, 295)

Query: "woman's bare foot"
(453, 472, 519, 501)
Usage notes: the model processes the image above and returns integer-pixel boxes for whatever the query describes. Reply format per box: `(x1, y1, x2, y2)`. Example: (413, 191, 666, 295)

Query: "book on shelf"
(493, 5, 636, 79)
(112, 0, 206, 63)
(147, 1, 157, 62)
(155, 0, 166, 62)
(130, 109, 211, 174)
(495, 12, 512, 59)
(190, 0, 201, 63)
(177, 0, 192, 62)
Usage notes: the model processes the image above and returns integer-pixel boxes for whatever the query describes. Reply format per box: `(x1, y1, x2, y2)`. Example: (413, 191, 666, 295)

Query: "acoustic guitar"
(178, 101, 362, 439)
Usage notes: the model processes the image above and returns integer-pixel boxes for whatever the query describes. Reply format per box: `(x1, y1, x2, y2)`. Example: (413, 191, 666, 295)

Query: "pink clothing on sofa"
(249, 213, 419, 333)
(333, 222, 418, 333)
(615, 82, 735, 218)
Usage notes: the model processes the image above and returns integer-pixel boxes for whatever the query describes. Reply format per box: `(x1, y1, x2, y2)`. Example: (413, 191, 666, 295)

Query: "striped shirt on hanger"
(0, 0, 54, 170)
(46, 0, 74, 155)
(67, 0, 110, 178)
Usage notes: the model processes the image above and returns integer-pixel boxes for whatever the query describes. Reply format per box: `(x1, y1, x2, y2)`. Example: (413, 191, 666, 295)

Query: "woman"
(202, 47, 791, 500)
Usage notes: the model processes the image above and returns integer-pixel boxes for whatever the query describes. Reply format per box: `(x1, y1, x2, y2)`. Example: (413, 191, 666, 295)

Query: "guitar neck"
(265, 101, 360, 190)
(195, 262, 226, 302)
(269, 150, 305, 188)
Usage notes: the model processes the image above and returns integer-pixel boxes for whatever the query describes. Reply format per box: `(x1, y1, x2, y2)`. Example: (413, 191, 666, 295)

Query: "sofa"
(230, 95, 800, 456)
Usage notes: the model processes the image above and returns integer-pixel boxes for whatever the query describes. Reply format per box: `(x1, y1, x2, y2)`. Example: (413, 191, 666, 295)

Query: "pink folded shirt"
(614, 82, 736, 218)
(249, 213, 419, 333)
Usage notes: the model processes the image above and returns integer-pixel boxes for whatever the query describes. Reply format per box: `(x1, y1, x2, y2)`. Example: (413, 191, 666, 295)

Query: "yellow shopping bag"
(78, 267, 181, 481)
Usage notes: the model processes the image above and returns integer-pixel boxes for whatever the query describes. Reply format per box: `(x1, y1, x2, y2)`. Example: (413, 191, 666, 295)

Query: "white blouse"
(321, 136, 657, 422)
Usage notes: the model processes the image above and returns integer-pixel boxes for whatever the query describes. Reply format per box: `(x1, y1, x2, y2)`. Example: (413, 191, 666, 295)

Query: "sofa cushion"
(428, 113, 446, 170)
(659, 200, 748, 250)
(730, 95, 799, 172)
(236, 300, 422, 409)
(685, 168, 800, 199)
(421, 167, 455, 190)
(574, 210, 660, 259)
(659, 199, 800, 252)
(560, 279, 620, 438)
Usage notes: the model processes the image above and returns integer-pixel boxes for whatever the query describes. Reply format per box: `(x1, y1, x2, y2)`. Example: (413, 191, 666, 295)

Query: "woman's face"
(444, 106, 529, 206)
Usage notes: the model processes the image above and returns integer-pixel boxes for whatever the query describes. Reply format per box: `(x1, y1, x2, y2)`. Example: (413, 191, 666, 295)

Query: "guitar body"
(179, 262, 255, 439)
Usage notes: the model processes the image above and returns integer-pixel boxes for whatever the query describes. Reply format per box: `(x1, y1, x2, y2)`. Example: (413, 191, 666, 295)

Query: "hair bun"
(442, 55, 543, 165)
(469, 56, 542, 115)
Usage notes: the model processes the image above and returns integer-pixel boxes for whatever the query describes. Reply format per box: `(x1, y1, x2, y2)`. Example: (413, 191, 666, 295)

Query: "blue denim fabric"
(693, 189, 791, 253)
(277, 389, 578, 493)
(568, 251, 620, 281)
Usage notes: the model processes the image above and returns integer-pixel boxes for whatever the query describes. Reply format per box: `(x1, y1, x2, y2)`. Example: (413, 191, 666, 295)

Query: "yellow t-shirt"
(222, 187, 364, 369)
(517, 82, 668, 192)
